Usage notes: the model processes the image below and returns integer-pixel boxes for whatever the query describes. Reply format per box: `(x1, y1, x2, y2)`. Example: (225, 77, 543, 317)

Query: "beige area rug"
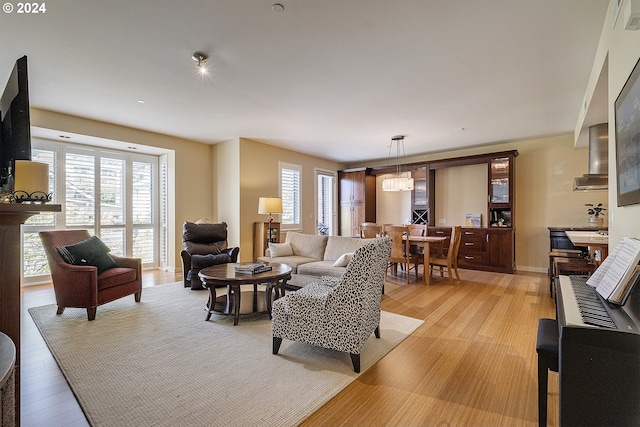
(29, 282, 423, 427)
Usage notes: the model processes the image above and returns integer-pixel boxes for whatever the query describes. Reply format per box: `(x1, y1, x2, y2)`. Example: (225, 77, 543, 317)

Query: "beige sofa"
(257, 232, 375, 286)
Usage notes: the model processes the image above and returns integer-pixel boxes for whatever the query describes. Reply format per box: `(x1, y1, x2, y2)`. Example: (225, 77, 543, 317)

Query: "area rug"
(29, 282, 423, 427)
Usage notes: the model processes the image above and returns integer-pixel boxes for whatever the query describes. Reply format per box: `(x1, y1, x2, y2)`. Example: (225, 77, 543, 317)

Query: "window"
(315, 169, 336, 236)
(279, 161, 301, 230)
(22, 139, 164, 284)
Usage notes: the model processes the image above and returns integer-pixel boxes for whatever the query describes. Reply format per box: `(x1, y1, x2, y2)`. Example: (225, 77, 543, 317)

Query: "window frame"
(21, 138, 163, 284)
(315, 168, 337, 236)
(278, 161, 302, 232)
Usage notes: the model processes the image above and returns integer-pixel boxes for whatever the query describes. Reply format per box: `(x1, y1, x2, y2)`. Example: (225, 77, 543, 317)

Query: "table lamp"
(258, 197, 283, 244)
(13, 160, 51, 203)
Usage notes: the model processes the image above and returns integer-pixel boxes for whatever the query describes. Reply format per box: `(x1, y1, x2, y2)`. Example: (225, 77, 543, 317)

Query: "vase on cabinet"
(588, 216, 605, 226)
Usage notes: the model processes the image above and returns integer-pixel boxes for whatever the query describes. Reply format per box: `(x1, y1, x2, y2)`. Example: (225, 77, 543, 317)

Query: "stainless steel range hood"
(574, 123, 608, 191)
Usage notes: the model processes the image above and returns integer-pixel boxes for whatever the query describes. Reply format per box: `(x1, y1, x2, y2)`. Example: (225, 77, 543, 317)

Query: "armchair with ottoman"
(180, 221, 240, 290)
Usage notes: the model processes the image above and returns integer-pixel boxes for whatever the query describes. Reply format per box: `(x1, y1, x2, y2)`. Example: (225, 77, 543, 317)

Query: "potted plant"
(585, 203, 606, 225)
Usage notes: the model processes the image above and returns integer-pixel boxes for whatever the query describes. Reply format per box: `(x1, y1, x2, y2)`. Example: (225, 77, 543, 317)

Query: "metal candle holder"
(12, 190, 52, 204)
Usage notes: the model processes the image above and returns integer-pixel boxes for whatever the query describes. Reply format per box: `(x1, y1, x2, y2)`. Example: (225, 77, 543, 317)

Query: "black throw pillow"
(56, 236, 117, 274)
(191, 253, 232, 269)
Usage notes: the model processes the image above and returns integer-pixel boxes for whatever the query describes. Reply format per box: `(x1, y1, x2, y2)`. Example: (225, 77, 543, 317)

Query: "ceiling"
(0, 0, 610, 163)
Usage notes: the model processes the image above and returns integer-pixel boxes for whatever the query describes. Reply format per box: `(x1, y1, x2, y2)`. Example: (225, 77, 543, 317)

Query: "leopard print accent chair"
(271, 237, 392, 373)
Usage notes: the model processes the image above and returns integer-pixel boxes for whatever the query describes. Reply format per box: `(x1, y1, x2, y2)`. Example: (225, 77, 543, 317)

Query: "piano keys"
(555, 275, 640, 426)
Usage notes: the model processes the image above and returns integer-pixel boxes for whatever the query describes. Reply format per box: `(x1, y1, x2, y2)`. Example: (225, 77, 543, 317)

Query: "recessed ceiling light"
(272, 3, 284, 12)
(137, 99, 145, 104)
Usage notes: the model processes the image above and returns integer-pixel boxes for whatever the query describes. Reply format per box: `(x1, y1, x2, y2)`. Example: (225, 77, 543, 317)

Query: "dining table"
(402, 235, 448, 285)
(565, 230, 609, 265)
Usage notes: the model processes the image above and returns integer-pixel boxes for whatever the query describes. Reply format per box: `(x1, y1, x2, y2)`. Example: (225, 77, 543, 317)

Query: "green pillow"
(56, 236, 117, 274)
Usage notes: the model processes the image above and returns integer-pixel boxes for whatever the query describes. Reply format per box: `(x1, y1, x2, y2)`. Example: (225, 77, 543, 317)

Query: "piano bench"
(536, 318, 559, 427)
(548, 249, 586, 297)
(550, 257, 596, 298)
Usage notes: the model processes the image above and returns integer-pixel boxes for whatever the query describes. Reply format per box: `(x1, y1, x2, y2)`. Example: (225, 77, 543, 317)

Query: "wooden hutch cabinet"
(411, 150, 517, 274)
(342, 150, 517, 273)
(338, 168, 376, 237)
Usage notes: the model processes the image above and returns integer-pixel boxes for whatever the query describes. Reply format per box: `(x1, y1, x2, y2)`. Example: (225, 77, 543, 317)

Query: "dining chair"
(385, 225, 419, 283)
(360, 222, 381, 238)
(428, 225, 462, 285)
(406, 223, 427, 257)
(547, 248, 589, 297)
(406, 223, 426, 237)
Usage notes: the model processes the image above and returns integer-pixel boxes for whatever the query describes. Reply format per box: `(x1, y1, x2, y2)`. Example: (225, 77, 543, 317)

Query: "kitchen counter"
(565, 230, 608, 245)
(548, 226, 607, 231)
(548, 226, 607, 253)
(565, 230, 608, 264)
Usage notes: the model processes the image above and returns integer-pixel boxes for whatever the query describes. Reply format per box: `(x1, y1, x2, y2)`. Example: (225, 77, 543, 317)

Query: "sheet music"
(590, 237, 640, 300)
(586, 243, 623, 287)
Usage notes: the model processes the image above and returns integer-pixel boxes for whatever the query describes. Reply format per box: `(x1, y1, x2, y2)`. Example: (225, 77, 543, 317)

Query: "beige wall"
(375, 178, 412, 226)
(236, 138, 343, 263)
(214, 139, 241, 247)
(434, 163, 488, 227)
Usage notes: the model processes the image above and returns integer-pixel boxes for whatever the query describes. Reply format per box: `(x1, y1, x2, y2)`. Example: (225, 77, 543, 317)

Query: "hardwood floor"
(21, 268, 557, 426)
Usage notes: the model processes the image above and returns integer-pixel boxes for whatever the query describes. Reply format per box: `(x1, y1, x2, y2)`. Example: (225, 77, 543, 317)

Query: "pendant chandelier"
(382, 135, 414, 192)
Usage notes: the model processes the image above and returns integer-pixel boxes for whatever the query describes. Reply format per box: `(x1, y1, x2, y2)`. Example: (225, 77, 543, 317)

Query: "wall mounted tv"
(0, 55, 31, 189)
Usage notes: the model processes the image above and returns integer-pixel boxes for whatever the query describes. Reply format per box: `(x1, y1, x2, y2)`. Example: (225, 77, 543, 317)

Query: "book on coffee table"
(234, 263, 272, 274)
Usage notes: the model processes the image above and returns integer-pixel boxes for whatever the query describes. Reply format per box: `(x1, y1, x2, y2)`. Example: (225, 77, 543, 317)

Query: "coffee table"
(198, 263, 292, 325)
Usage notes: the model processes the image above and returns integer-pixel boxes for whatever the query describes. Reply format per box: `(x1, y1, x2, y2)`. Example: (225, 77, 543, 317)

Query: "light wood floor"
(21, 268, 558, 426)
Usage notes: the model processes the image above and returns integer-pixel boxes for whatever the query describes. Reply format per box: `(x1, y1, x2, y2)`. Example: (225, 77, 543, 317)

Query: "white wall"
(602, 0, 640, 249)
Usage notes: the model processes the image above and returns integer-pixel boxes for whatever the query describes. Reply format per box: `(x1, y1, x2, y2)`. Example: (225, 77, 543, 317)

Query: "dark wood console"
(428, 226, 514, 274)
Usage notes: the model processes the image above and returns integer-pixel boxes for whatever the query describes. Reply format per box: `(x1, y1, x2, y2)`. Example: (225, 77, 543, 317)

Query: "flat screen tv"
(0, 55, 31, 190)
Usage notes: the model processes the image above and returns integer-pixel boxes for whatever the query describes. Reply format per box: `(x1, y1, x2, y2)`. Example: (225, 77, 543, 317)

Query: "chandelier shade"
(382, 135, 414, 192)
(382, 172, 414, 192)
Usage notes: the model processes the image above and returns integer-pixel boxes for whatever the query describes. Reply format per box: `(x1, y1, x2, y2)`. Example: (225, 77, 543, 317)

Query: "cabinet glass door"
(490, 157, 509, 204)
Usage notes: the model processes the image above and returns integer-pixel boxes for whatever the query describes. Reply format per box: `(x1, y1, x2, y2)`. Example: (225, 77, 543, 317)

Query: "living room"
(5, 1, 638, 275)
(3, 0, 640, 425)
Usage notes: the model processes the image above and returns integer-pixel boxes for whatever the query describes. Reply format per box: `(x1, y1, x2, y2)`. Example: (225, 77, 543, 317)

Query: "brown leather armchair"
(180, 221, 240, 289)
(39, 230, 142, 321)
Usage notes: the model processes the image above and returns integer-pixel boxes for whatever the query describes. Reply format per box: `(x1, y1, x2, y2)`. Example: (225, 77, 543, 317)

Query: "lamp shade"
(14, 160, 49, 195)
(258, 197, 283, 214)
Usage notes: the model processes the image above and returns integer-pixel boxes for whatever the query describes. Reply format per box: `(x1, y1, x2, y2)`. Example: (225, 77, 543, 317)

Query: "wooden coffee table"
(198, 263, 292, 325)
